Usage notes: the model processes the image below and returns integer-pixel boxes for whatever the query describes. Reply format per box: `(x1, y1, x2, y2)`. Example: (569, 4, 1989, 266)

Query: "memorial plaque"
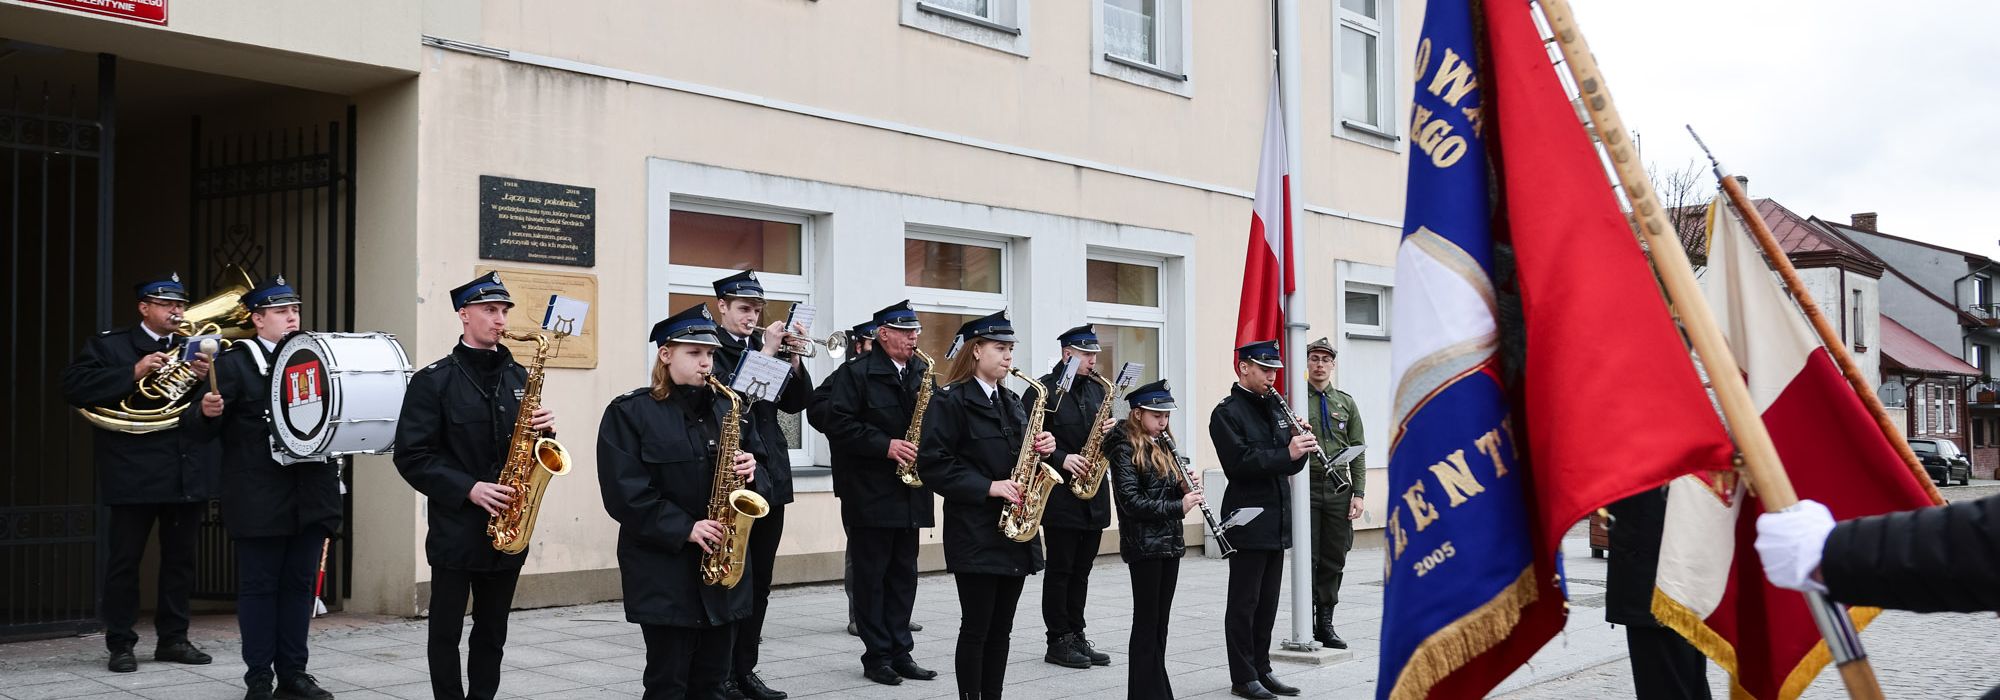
(479, 176, 595, 267)
(473, 266, 600, 369)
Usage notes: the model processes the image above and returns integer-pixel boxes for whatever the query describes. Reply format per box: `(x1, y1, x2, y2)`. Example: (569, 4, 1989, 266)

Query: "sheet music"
(731, 350, 793, 402)
(1113, 361, 1144, 388)
(542, 294, 590, 336)
(1059, 356, 1081, 392)
(1332, 445, 1365, 466)
(1220, 507, 1264, 530)
(180, 334, 223, 362)
(786, 303, 817, 335)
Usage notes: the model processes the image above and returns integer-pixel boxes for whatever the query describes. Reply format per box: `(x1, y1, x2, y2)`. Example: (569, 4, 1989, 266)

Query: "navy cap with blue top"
(134, 272, 190, 302)
(712, 270, 764, 300)
(650, 303, 722, 347)
(1236, 339, 1283, 369)
(450, 271, 514, 310)
(872, 300, 921, 331)
(1127, 379, 1177, 412)
(1057, 324, 1100, 353)
(243, 275, 303, 311)
(850, 320, 880, 340)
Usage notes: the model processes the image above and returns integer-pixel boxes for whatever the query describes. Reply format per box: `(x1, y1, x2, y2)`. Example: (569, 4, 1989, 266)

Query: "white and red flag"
(1235, 68, 1295, 358)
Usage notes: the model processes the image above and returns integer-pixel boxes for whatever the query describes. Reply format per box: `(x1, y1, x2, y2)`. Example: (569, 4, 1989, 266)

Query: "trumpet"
(779, 330, 851, 359)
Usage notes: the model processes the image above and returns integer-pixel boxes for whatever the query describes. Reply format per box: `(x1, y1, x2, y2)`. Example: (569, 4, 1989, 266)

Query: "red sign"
(21, 0, 167, 25)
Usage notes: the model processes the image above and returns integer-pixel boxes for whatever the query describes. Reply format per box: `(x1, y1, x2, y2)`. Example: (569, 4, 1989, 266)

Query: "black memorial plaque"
(479, 175, 596, 267)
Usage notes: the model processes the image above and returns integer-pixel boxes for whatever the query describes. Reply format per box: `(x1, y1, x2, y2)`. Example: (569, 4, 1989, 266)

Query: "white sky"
(1565, 0, 2000, 257)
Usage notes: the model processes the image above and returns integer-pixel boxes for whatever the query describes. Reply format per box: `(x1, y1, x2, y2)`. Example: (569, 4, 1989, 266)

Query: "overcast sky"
(1565, 0, 1999, 257)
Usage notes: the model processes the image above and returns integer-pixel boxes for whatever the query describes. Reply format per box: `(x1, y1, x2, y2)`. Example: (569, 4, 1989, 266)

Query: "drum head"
(269, 331, 335, 459)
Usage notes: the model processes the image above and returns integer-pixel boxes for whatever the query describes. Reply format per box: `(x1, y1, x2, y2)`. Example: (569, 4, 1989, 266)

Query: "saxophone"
(487, 331, 573, 554)
(1066, 371, 1120, 500)
(700, 374, 770, 588)
(999, 367, 1066, 542)
(895, 348, 938, 488)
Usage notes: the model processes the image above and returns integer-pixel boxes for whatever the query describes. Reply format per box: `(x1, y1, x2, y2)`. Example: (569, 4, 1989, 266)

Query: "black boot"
(244, 671, 275, 700)
(1044, 633, 1092, 669)
(1071, 634, 1111, 666)
(107, 647, 137, 673)
(1314, 607, 1346, 649)
(274, 673, 333, 700)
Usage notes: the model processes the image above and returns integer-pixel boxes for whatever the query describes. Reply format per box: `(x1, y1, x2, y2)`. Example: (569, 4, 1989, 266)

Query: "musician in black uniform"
(393, 272, 557, 700)
(1036, 324, 1117, 669)
(839, 319, 877, 638)
(1210, 340, 1313, 700)
(807, 301, 938, 686)
(198, 276, 339, 700)
(706, 270, 812, 700)
(917, 310, 1057, 700)
(597, 304, 769, 700)
(61, 273, 219, 673)
(1110, 380, 1201, 700)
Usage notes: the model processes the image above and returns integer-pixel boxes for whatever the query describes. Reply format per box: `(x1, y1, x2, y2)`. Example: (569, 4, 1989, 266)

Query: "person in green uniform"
(1303, 337, 1364, 650)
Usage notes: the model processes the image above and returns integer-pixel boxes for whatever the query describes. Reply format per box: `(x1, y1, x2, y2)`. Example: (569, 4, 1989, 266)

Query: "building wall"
(1794, 266, 1881, 388)
(1842, 227, 1973, 304)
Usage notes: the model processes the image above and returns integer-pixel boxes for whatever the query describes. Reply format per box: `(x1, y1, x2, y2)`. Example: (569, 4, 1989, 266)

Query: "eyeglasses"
(143, 300, 189, 311)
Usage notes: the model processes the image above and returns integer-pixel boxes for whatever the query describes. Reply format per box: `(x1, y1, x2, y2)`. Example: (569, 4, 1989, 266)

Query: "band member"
(807, 301, 938, 685)
(60, 272, 219, 674)
(1110, 380, 1198, 699)
(199, 276, 339, 700)
(1037, 324, 1116, 669)
(1302, 337, 1364, 650)
(706, 270, 812, 700)
(833, 320, 921, 638)
(917, 310, 1057, 700)
(394, 272, 556, 700)
(597, 304, 769, 699)
(1211, 340, 1311, 700)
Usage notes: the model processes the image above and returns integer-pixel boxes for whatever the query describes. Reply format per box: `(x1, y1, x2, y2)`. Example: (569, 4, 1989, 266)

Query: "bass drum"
(268, 331, 413, 464)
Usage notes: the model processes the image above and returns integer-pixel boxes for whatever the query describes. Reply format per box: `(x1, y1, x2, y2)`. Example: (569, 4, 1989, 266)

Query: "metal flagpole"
(1276, 0, 1319, 653)
(1537, 1, 1883, 697)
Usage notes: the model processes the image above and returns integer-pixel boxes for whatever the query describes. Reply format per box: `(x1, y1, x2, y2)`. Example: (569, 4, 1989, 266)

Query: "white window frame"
(1085, 250, 1169, 412)
(1343, 283, 1390, 339)
(902, 0, 1031, 58)
(1091, 0, 1194, 98)
(1334, 0, 1401, 149)
(904, 228, 1014, 359)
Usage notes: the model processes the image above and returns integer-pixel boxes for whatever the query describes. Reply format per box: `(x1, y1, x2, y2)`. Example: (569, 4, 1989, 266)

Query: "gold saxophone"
(895, 348, 938, 488)
(999, 367, 1066, 542)
(1066, 371, 1120, 500)
(487, 331, 573, 554)
(701, 374, 769, 588)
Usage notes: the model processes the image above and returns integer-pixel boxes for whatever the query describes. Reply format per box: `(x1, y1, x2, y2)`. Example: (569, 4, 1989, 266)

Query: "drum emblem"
(284, 359, 326, 432)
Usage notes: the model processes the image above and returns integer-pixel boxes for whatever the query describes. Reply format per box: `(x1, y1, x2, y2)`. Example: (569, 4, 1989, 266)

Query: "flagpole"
(1274, 0, 1320, 654)
(1535, 1, 1884, 698)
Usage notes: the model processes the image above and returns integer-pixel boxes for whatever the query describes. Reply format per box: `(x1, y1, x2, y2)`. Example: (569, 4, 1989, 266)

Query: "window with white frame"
(1948, 387, 1959, 434)
(1917, 384, 1929, 433)
(906, 231, 1012, 362)
(1093, 0, 1191, 95)
(1345, 284, 1388, 338)
(1851, 289, 1865, 349)
(1086, 254, 1167, 418)
(1336, 0, 1398, 144)
(902, 0, 1029, 57)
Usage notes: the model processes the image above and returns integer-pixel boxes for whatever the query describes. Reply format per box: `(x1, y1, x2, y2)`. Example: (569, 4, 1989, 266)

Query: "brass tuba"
(77, 265, 256, 434)
(999, 367, 1066, 542)
(701, 374, 769, 587)
(487, 331, 573, 554)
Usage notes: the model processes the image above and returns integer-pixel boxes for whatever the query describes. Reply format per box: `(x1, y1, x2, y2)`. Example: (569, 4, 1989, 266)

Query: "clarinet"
(1155, 432, 1235, 559)
(1266, 388, 1354, 494)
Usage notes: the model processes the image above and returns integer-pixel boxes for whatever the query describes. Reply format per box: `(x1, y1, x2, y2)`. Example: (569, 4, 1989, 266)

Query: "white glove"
(1754, 499, 1835, 594)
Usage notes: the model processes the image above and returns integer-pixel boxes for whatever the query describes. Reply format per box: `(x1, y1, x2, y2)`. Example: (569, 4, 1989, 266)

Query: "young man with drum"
(198, 275, 339, 700)
(393, 272, 556, 700)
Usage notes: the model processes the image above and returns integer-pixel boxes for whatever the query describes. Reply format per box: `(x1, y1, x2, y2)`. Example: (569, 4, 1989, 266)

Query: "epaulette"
(98, 328, 121, 337)
(940, 383, 957, 392)
(414, 361, 447, 376)
(614, 386, 650, 402)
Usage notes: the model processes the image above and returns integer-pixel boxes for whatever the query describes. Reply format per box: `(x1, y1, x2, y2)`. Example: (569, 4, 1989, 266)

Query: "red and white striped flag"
(1236, 68, 1295, 356)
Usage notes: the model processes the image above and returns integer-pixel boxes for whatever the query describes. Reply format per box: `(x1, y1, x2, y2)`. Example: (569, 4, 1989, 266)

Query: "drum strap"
(247, 341, 272, 377)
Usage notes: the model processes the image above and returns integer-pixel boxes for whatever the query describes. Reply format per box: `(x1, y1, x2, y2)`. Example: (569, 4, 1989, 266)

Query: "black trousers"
(102, 501, 203, 652)
(1127, 557, 1181, 700)
(641, 623, 734, 700)
(1040, 526, 1101, 643)
(1224, 550, 1284, 685)
(847, 525, 918, 667)
(427, 566, 522, 700)
(953, 573, 1025, 697)
(1626, 625, 1712, 700)
(236, 527, 327, 682)
(732, 502, 785, 676)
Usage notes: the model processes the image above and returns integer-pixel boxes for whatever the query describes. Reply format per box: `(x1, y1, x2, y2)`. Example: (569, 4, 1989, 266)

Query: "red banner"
(22, 0, 167, 25)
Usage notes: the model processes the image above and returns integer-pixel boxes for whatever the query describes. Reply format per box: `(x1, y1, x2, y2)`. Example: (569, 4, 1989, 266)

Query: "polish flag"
(1236, 68, 1295, 357)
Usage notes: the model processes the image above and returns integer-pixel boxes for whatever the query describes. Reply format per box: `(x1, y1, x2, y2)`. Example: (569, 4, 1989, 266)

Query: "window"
(1335, 0, 1398, 144)
(1851, 289, 1865, 349)
(1086, 253, 1168, 419)
(1917, 385, 1929, 433)
(1087, 259, 1160, 306)
(906, 232, 1012, 364)
(1947, 387, 1959, 434)
(902, 0, 1028, 57)
(1092, 0, 1191, 96)
(1103, 0, 1158, 65)
(1345, 286, 1387, 337)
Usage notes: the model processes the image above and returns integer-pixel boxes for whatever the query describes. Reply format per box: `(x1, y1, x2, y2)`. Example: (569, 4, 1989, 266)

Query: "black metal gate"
(0, 55, 114, 641)
(186, 110, 358, 606)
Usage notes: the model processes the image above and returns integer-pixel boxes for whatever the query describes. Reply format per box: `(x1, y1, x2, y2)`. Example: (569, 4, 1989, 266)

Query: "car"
(1907, 437, 1971, 486)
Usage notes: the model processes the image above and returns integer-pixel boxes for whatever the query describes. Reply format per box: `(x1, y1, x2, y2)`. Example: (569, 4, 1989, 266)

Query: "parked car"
(1908, 437, 1971, 486)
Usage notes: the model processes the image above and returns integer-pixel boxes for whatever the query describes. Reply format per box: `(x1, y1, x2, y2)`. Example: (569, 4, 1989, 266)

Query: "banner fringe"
(1651, 586, 1883, 700)
(1388, 566, 1539, 700)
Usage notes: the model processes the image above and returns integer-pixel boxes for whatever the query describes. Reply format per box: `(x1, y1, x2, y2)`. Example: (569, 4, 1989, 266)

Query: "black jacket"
(807, 349, 935, 529)
(597, 384, 771, 628)
(1110, 435, 1187, 562)
(1037, 368, 1112, 531)
(918, 379, 1045, 577)
(205, 339, 343, 540)
(1604, 488, 1668, 627)
(714, 330, 813, 505)
(1209, 384, 1306, 551)
(61, 325, 220, 505)
(1822, 494, 2000, 613)
(393, 343, 531, 571)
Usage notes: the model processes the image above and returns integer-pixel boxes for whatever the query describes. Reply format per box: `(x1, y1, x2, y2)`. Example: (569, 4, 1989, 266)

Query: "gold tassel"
(1388, 566, 1541, 700)
(1652, 586, 1883, 700)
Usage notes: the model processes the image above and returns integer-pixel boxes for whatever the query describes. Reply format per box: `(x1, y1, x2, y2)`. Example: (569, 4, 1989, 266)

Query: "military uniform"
(1210, 341, 1307, 699)
(1303, 374, 1365, 648)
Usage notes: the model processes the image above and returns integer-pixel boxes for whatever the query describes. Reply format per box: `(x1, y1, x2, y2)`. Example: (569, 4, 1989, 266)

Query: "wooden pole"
(1535, 1, 1883, 698)
(1687, 128, 1947, 508)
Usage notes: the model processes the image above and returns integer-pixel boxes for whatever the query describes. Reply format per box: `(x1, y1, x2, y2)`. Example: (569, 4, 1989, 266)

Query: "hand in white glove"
(1754, 499, 1835, 594)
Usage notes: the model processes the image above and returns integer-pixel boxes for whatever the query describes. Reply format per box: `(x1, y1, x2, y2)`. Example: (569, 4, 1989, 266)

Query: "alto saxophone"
(701, 374, 770, 588)
(896, 348, 938, 488)
(999, 367, 1066, 542)
(1066, 371, 1120, 500)
(488, 331, 574, 554)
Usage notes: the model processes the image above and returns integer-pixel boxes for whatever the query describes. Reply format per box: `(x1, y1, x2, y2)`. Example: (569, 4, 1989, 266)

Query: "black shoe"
(1072, 635, 1111, 666)
(890, 658, 937, 680)
(1259, 674, 1301, 697)
(863, 665, 903, 685)
(156, 640, 213, 665)
(1231, 681, 1278, 699)
(736, 672, 789, 700)
(1044, 634, 1092, 669)
(908, 621, 924, 632)
(846, 621, 860, 636)
(721, 679, 744, 700)
(275, 673, 334, 700)
(245, 673, 275, 700)
(107, 648, 137, 673)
